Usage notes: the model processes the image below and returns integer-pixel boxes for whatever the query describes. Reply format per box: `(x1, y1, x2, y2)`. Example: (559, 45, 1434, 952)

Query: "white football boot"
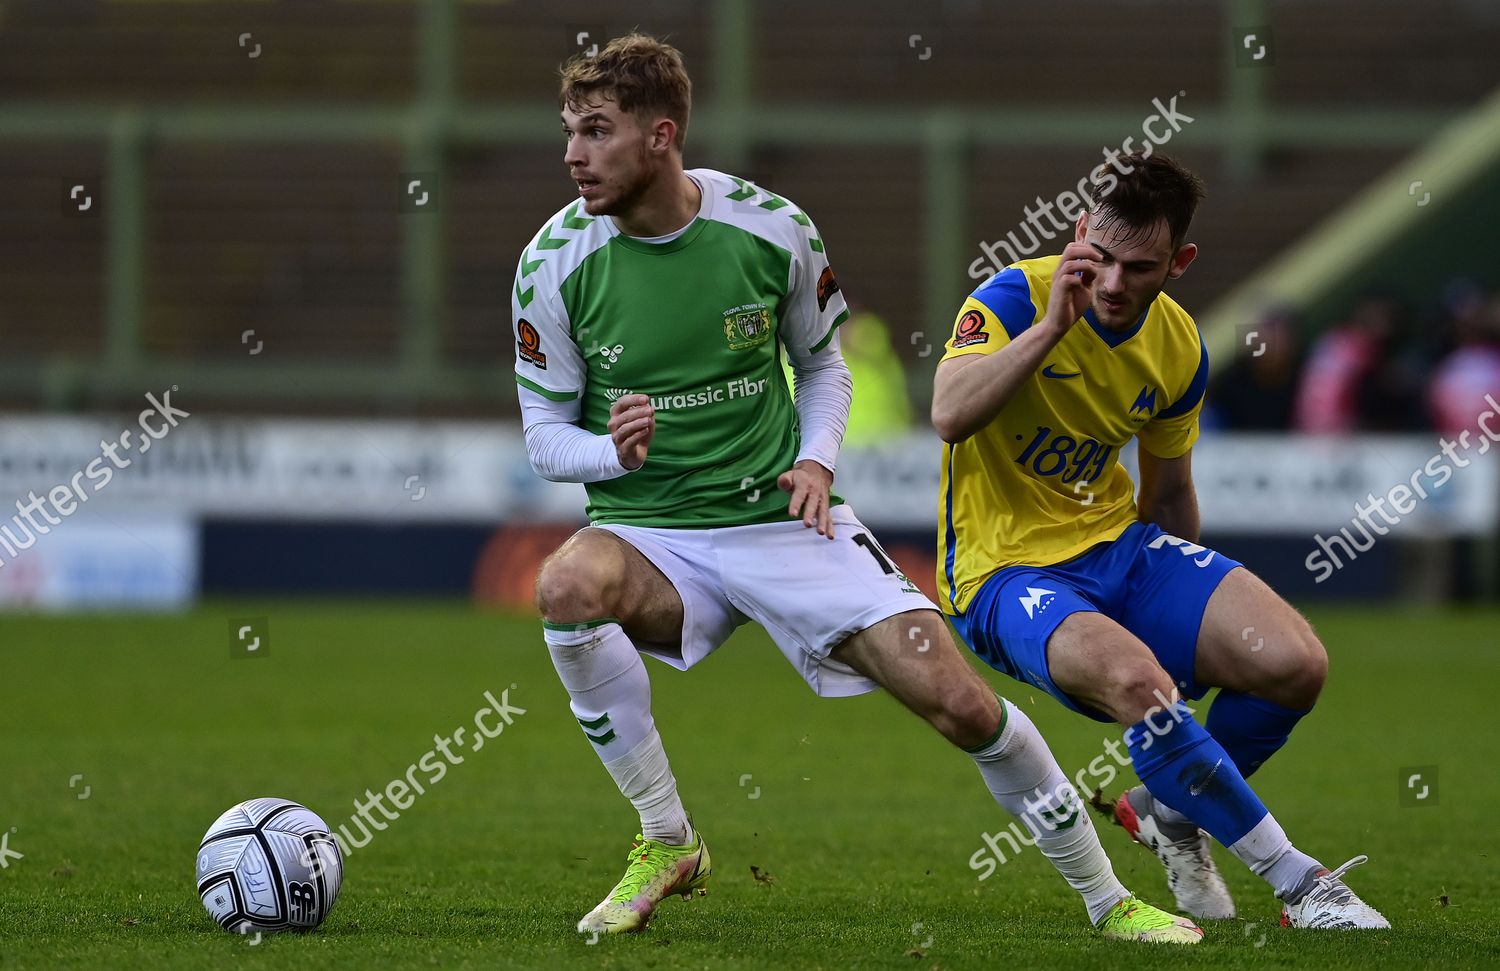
(1113, 785, 1237, 920)
(1280, 855, 1391, 930)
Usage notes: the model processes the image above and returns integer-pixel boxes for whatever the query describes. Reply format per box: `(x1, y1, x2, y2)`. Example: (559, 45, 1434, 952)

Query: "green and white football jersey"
(512, 169, 851, 528)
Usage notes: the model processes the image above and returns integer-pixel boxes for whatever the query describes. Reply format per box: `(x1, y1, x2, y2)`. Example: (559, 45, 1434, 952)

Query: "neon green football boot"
(1097, 895, 1205, 944)
(576, 830, 711, 936)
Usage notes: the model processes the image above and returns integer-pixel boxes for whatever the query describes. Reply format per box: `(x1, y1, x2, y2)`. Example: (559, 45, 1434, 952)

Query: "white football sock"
(968, 698, 1129, 924)
(1228, 813, 1322, 899)
(545, 621, 690, 845)
(603, 730, 690, 845)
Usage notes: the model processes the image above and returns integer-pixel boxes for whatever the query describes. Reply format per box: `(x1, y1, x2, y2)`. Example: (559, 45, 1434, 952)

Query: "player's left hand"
(777, 459, 836, 539)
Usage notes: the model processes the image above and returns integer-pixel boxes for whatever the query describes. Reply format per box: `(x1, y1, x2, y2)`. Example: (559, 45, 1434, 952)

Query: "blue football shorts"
(950, 521, 1242, 722)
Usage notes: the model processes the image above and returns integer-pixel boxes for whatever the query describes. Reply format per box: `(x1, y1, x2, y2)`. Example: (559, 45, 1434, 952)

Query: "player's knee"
(1106, 661, 1179, 725)
(1273, 628, 1327, 708)
(533, 547, 622, 624)
(937, 681, 1003, 750)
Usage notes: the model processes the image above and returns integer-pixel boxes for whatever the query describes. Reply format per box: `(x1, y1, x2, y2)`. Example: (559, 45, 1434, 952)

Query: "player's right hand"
(1047, 241, 1101, 333)
(608, 393, 655, 471)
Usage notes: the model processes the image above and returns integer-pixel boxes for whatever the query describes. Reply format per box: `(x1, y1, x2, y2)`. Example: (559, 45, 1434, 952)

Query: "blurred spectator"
(1291, 293, 1422, 433)
(1207, 309, 1300, 430)
(1428, 285, 1500, 436)
(784, 305, 913, 446)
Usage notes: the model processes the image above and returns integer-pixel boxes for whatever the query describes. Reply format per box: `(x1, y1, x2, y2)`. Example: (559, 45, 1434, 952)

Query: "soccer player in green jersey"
(512, 34, 1200, 943)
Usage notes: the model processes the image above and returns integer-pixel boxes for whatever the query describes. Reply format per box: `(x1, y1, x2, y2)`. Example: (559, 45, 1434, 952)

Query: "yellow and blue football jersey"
(937, 254, 1208, 614)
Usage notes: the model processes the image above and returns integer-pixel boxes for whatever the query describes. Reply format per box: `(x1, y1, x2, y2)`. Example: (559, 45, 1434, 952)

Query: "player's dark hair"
(1088, 153, 1204, 250)
(559, 34, 692, 151)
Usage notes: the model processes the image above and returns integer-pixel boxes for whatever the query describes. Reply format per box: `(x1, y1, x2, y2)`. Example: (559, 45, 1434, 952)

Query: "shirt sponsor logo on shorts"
(1018, 585, 1056, 620)
(517, 319, 547, 369)
(952, 309, 989, 349)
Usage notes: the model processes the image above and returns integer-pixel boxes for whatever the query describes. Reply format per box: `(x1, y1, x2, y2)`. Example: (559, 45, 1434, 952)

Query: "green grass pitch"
(3, 603, 1498, 969)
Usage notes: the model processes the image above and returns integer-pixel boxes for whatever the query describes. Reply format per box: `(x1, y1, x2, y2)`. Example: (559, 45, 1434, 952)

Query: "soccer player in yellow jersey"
(932, 154, 1389, 931)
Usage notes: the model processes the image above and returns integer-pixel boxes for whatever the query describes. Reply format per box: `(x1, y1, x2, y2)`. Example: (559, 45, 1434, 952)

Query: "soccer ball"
(195, 797, 344, 934)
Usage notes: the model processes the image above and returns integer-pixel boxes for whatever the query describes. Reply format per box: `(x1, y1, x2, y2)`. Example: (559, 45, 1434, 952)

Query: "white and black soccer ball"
(196, 797, 343, 934)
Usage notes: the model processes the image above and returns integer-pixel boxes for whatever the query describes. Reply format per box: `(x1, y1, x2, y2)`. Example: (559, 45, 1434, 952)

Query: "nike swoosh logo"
(1041, 365, 1082, 379)
(1188, 758, 1223, 796)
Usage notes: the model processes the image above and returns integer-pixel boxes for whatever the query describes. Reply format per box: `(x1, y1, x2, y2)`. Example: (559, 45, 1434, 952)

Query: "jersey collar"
(1083, 303, 1150, 348)
(608, 174, 713, 255)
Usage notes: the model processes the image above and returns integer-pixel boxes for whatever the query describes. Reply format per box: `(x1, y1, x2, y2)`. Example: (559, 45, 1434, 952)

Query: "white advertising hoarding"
(0, 514, 198, 611)
(0, 416, 1494, 535)
(834, 432, 1500, 536)
(0, 416, 584, 523)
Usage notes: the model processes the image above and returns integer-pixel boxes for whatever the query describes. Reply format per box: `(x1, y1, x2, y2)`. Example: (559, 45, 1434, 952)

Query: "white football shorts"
(594, 504, 935, 697)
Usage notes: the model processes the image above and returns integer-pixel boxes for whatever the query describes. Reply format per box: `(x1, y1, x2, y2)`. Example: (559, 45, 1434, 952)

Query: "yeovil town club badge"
(723, 303, 773, 350)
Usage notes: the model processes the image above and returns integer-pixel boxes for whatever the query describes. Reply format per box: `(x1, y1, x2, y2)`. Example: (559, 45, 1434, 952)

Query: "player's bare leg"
(535, 529, 710, 934)
(1049, 612, 1387, 928)
(536, 528, 683, 641)
(830, 611, 1201, 943)
(1193, 567, 1328, 713)
(828, 609, 997, 748)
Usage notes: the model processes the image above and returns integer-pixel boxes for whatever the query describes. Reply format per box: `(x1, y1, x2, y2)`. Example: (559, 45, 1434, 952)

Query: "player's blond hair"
(559, 34, 692, 151)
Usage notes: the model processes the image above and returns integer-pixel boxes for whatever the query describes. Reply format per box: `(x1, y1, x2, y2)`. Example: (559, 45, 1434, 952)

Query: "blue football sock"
(1206, 692, 1310, 778)
(1125, 701, 1269, 847)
